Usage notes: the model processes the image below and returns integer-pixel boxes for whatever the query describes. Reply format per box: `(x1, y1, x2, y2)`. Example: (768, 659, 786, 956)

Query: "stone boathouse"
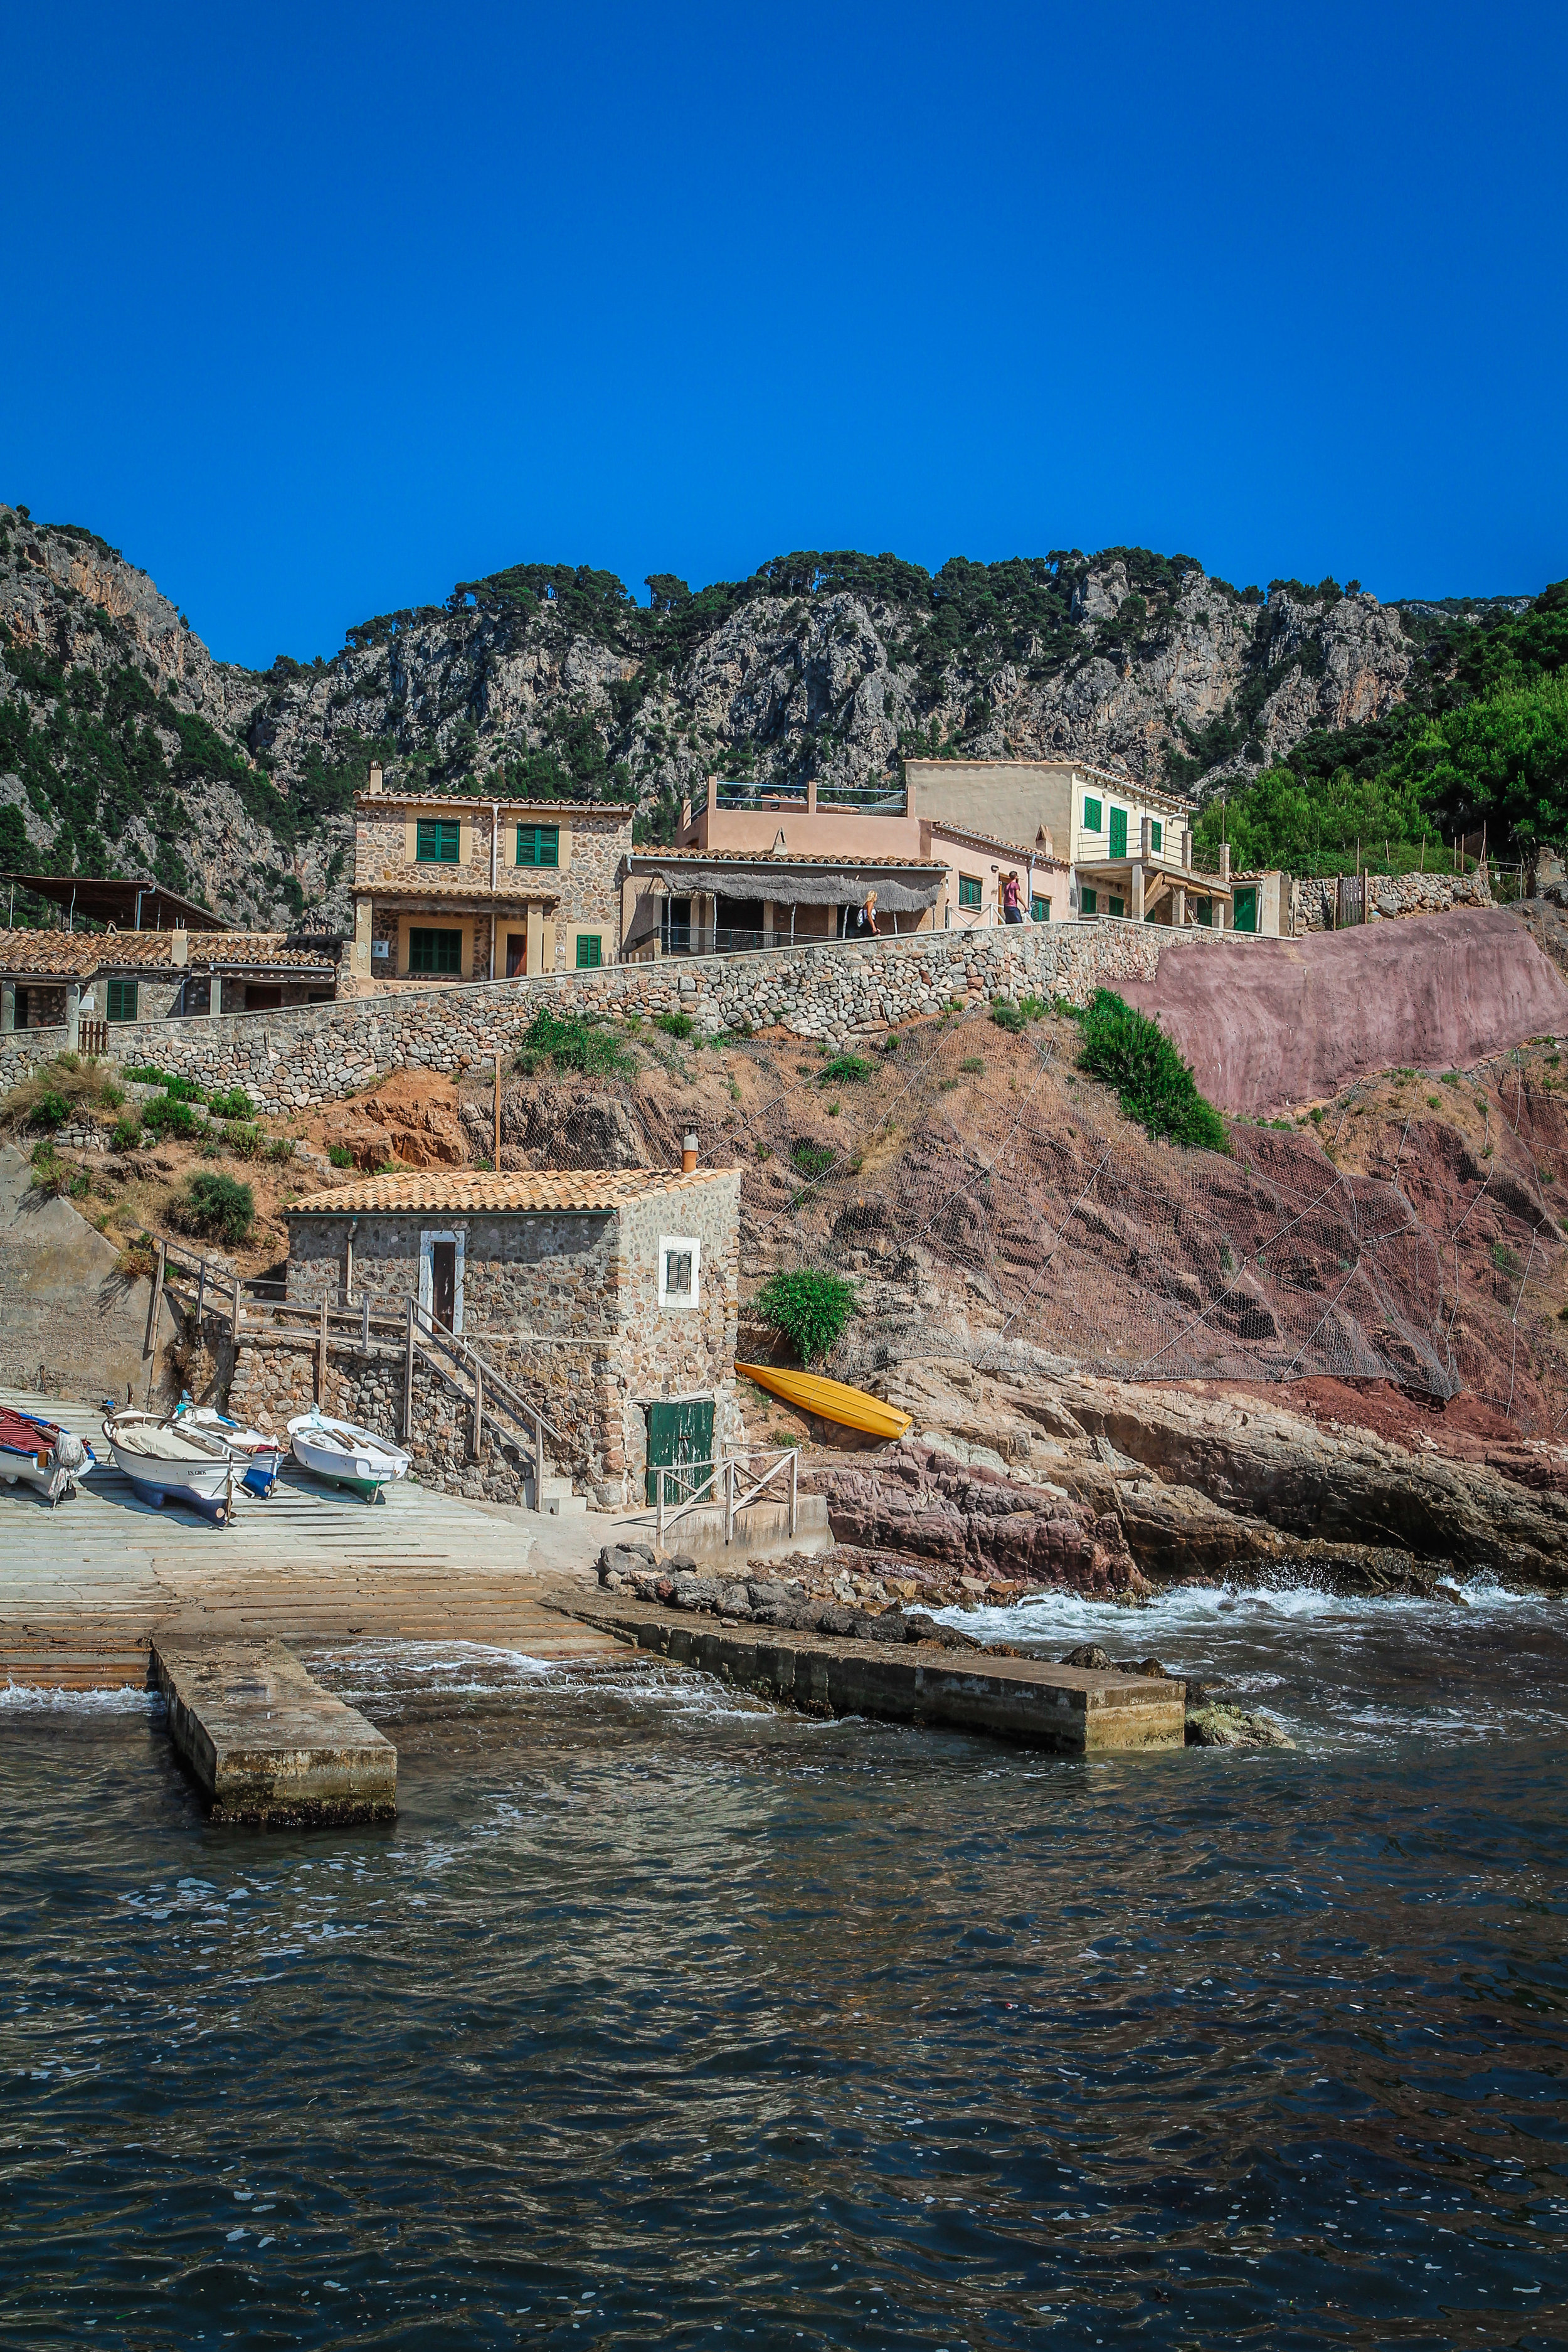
(282, 1165, 741, 1503)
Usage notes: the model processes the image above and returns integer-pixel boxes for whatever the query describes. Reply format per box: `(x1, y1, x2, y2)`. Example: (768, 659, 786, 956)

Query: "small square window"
(1083, 796, 1103, 834)
(1031, 894, 1049, 923)
(517, 824, 559, 868)
(575, 933, 602, 968)
(416, 817, 460, 863)
(658, 1232, 701, 1309)
(958, 873, 983, 909)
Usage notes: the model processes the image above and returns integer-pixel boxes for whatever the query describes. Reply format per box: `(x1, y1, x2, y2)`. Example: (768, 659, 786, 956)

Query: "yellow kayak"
(735, 1362, 913, 1439)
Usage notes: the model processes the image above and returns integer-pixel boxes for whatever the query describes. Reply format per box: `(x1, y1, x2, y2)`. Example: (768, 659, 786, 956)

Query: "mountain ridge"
(0, 500, 1537, 934)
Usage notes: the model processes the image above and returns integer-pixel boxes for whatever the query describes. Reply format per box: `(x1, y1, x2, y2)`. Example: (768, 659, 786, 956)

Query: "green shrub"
(100, 1081, 125, 1110)
(1491, 1241, 1523, 1277)
(121, 1064, 174, 1087)
(223, 1121, 265, 1160)
(654, 1010, 695, 1041)
(790, 1139, 835, 1179)
(820, 1052, 872, 1084)
(28, 1089, 69, 1133)
(207, 1086, 255, 1120)
(1076, 989, 1230, 1153)
(515, 1007, 633, 1078)
(328, 1143, 353, 1168)
(989, 993, 1050, 1032)
(959, 1056, 986, 1074)
(1441, 1071, 1461, 1087)
(141, 1094, 200, 1141)
(753, 1268, 857, 1364)
(110, 1113, 142, 1152)
(265, 1138, 295, 1165)
(181, 1171, 255, 1244)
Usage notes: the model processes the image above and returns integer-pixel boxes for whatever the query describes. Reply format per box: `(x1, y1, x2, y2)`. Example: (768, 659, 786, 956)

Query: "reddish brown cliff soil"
(1118, 906, 1568, 1115)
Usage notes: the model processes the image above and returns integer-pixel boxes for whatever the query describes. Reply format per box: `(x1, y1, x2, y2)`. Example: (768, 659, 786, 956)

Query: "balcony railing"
(714, 783, 809, 809)
(817, 785, 906, 813)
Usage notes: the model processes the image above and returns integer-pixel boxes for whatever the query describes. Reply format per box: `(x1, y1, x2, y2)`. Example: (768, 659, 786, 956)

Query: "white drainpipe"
(489, 802, 499, 980)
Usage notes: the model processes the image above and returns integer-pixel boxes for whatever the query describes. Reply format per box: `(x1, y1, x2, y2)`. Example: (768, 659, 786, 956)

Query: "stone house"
(350, 764, 633, 985)
(283, 1165, 741, 1502)
(0, 924, 339, 1036)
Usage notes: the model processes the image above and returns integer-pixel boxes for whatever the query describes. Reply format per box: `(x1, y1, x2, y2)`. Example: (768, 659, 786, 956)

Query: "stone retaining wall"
(1294, 870, 1493, 932)
(0, 918, 1261, 1112)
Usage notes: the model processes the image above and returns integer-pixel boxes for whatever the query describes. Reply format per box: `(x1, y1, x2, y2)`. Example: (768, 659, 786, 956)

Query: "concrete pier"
(150, 1638, 398, 1824)
(571, 1597, 1186, 1754)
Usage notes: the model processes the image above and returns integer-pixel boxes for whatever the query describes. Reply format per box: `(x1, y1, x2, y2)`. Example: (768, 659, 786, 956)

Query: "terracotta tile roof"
(0, 928, 175, 976)
(192, 934, 337, 971)
(628, 849, 946, 872)
(287, 1167, 736, 1216)
(355, 795, 635, 817)
(352, 875, 563, 903)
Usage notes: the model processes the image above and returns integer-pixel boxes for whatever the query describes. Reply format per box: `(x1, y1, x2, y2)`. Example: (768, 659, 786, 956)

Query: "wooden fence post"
(194, 1257, 207, 1332)
(361, 1293, 371, 1350)
(789, 1445, 798, 1538)
(143, 1241, 166, 1362)
(231, 1275, 242, 1343)
(472, 1357, 484, 1461)
(532, 1411, 544, 1513)
(317, 1292, 328, 1405)
(404, 1297, 415, 1441)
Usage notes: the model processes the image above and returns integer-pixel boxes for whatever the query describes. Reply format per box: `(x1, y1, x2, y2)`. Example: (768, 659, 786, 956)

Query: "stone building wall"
(0, 913, 1267, 1101)
(285, 1207, 621, 1338)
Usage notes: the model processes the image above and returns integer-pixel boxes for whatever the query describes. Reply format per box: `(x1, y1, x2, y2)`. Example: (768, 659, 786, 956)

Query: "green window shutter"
(106, 977, 138, 1022)
(1031, 894, 1049, 922)
(575, 933, 602, 968)
(1108, 895, 1125, 918)
(408, 927, 464, 974)
(1150, 818, 1163, 854)
(958, 873, 983, 909)
(516, 824, 559, 868)
(1083, 797, 1102, 834)
(1108, 807, 1127, 858)
(1080, 886, 1097, 915)
(416, 818, 460, 862)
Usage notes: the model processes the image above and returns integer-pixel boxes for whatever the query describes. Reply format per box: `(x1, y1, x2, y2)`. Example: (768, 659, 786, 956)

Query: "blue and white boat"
(174, 1400, 285, 1496)
(101, 1410, 235, 1523)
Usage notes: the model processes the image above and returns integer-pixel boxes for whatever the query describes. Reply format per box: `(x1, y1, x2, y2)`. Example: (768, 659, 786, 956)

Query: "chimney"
(1219, 842, 1232, 884)
(681, 1131, 698, 1173)
(368, 761, 383, 795)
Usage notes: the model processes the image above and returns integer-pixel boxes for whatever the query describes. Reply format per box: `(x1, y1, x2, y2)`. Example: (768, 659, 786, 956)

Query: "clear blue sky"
(3, 1, 1564, 667)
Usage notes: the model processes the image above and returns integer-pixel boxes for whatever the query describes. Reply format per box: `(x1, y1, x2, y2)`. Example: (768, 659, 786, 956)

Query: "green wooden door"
(1108, 806, 1128, 859)
(1233, 886, 1258, 933)
(645, 1398, 715, 1505)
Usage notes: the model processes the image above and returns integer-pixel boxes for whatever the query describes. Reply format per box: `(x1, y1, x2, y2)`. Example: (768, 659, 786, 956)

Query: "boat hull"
(734, 1361, 913, 1440)
(287, 1417, 411, 1505)
(109, 1451, 233, 1522)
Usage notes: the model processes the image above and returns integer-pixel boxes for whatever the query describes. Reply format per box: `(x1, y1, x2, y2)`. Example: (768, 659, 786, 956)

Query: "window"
(1194, 898, 1212, 928)
(106, 977, 138, 1022)
(1108, 896, 1125, 919)
(1108, 807, 1127, 859)
(408, 927, 463, 975)
(658, 1233, 701, 1310)
(1150, 818, 1163, 855)
(416, 817, 460, 863)
(958, 873, 983, 909)
(1080, 886, 1097, 916)
(516, 824, 559, 868)
(1031, 894, 1050, 923)
(575, 933, 602, 968)
(1083, 796, 1103, 834)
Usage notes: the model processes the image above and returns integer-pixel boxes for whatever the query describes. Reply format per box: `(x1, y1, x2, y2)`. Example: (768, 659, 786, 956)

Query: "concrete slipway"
(1, 1388, 1184, 1818)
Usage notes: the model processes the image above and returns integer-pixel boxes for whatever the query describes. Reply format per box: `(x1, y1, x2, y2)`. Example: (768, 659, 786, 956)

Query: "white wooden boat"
(174, 1401, 285, 1496)
(287, 1411, 411, 1503)
(102, 1410, 236, 1523)
(0, 1409, 96, 1505)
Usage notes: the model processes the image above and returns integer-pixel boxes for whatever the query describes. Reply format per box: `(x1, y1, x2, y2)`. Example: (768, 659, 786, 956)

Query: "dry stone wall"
(0, 919, 1262, 1108)
(1293, 869, 1493, 933)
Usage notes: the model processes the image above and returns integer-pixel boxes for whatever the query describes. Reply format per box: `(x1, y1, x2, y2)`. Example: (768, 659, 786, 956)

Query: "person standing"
(1001, 870, 1024, 924)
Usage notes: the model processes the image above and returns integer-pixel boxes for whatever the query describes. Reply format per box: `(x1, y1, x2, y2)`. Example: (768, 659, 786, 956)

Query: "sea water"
(2, 1584, 1565, 2350)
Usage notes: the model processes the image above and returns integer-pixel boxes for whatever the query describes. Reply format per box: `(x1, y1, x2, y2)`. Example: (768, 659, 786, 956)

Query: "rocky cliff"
(0, 504, 1527, 933)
